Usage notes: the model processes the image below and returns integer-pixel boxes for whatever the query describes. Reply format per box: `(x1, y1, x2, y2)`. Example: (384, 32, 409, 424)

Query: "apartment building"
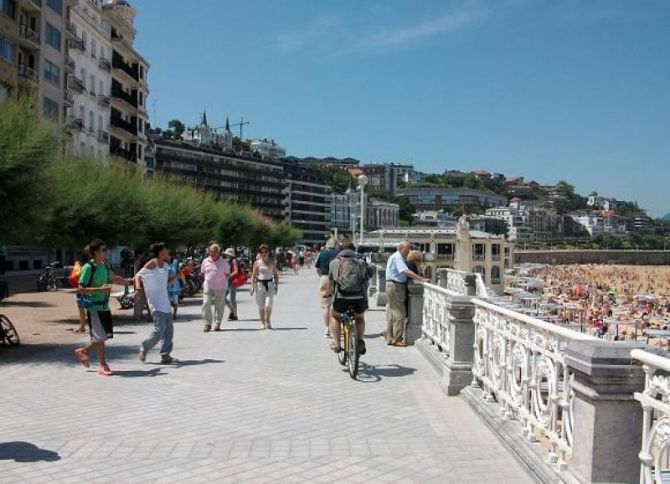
(102, 0, 150, 172)
(282, 162, 331, 245)
(0, 0, 69, 121)
(250, 138, 286, 161)
(66, 0, 111, 161)
(154, 139, 286, 220)
(361, 163, 415, 194)
(399, 186, 507, 212)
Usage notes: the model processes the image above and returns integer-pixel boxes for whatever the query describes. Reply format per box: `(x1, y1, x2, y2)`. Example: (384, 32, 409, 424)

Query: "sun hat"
(224, 248, 236, 257)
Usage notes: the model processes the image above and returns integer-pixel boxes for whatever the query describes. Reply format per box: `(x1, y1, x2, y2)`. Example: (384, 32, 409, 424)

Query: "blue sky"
(132, 0, 670, 217)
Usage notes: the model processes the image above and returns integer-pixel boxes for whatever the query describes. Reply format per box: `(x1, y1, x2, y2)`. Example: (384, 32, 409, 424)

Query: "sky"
(132, 0, 670, 217)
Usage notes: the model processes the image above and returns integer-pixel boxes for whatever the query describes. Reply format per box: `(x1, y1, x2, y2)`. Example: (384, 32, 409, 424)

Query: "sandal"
(74, 348, 90, 368)
(393, 342, 408, 347)
(161, 355, 179, 364)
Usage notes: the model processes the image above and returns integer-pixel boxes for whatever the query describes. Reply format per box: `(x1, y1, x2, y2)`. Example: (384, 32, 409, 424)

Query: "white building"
(183, 111, 234, 151)
(66, 0, 112, 162)
(250, 138, 286, 161)
(569, 212, 604, 237)
(587, 192, 617, 211)
(485, 198, 532, 242)
(102, 0, 151, 173)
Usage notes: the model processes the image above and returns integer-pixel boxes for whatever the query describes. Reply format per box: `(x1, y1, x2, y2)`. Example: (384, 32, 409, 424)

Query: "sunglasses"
(260, 250, 268, 254)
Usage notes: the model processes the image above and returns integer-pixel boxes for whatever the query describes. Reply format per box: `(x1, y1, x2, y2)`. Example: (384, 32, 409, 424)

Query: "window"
(91, 38, 96, 58)
(42, 96, 59, 120)
(80, 67, 86, 83)
(98, 115, 103, 130)
(89, 110, 94, 130)
(46, 0, 62, 14)
(99, 45, 105, 60)
(45, 23, 61, 51)
(78, 105, 84, 121)
(0, 35, 16, 63)
(98, 79, 104, 96)
(89, 74, 95, 93)
(1, 0, 15, 19)
(43, 60, 60, 86)
(81, 30, 87, 50)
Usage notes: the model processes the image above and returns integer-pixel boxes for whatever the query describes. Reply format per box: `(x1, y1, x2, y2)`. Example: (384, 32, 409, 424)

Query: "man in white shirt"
(136, 242, 179, 364)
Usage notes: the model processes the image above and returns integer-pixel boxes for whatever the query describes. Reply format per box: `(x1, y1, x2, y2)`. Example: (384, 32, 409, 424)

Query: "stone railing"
(415, 267, 648, 483)
(471, 298, 596, 468)
(632, 349, 670, 484)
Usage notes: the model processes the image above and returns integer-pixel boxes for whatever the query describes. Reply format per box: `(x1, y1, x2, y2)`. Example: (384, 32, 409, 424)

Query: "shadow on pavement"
(145, 358, 224, 367)
(111, 368, 165, 378)
(0, 343, 147, 365)
(0, 442, 61, 462)
(357, 363, 417, 382)
(2, 300, 55, 308)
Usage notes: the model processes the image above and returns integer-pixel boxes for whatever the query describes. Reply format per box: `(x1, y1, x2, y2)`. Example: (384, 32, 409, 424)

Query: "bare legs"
(258, 306, 273, 329)
(77, 306, 87, 332)
(329, 311, 365, 351)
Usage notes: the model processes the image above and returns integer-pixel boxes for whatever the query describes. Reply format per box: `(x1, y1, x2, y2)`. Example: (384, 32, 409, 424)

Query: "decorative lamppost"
(357, 174, 368, 246)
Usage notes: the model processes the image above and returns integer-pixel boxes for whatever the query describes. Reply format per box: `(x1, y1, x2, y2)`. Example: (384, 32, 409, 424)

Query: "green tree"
(0, 97, 59, 242)
(167, 119, 185, 139)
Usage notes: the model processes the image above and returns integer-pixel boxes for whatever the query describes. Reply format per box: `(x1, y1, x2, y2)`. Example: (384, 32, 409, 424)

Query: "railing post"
(565, 340, 646, 483)
(436, 268, 448, 288)
(463, 273, 477, 297)
(405, 282, 423, 344)
(375, 265, 387, 306)
(441, 294, 475, 396)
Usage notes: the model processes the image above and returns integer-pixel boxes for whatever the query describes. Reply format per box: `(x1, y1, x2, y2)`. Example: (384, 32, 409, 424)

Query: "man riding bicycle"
(325, 241, 373, 355)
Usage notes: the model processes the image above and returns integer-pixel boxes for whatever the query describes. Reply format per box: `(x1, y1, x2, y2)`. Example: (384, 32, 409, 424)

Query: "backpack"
(68, 261, 82, 288)
(335, 257, 367, 296)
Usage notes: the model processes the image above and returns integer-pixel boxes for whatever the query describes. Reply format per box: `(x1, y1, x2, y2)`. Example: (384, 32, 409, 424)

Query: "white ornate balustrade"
(471, 298, 597, 469)
(632, 349, 670, 484)
(422, 283, 458, 357)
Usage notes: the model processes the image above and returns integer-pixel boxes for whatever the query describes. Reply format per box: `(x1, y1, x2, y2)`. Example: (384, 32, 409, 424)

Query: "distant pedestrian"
(315, 239, 339, 338)
(73, 246, 90, 333)
(201, 243, 230, 332)
(385, 242, 426, 347)
(299, 248, 305, 267)
(73, 239, 133, 376)
(137, 242, 179, 364)
(250, 244, 279, 329)
(167, 253, 181, 318)
(224, 248, 239, 321)
(133, 248, 150, 321)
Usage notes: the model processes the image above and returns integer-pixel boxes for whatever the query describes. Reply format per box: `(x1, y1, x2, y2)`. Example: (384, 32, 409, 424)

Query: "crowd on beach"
(519, 264, 670, 341)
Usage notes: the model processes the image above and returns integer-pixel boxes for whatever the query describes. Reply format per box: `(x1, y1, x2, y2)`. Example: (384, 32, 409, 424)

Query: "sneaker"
(213, 324, 221, 331)
(228, 315, 238, 321)
(98, 364, 113, 376)
(358, 339, 367, 355)
(74, 348, 90, 368)
(161, 355, 179, 364)
(324, 329, 331, 338)
(139, 347, 147, 363)
(203, 324, 211, 333)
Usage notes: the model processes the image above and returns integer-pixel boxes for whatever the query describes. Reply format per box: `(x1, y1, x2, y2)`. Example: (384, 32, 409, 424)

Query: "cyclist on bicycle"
(325, 240, 374, 355)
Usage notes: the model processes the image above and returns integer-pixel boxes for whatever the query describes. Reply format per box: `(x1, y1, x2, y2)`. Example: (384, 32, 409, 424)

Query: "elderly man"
(201, 243, 230, 332)
(385, 241, 425, 346)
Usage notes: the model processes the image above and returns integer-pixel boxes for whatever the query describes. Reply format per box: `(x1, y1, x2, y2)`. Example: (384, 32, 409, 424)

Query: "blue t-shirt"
(386, 251, 409, 283)
(315, 249, 338, 276)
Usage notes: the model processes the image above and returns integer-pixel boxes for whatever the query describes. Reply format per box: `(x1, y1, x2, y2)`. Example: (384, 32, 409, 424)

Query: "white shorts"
(255, 281, 274, 309)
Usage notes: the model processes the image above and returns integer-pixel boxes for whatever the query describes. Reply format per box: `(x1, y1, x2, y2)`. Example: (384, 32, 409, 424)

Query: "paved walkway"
(0, 271, 531, 483)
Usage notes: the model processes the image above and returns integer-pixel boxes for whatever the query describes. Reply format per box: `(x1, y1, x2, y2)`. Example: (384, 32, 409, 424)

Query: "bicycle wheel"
(48, 279, 59, 291)
(0, 315, 20, 346)
(337, 322, 347, 366)
(347, 319, 359, 379)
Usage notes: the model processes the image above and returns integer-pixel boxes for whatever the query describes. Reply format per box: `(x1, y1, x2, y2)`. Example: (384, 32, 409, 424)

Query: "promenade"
(0, 271, 530, 483)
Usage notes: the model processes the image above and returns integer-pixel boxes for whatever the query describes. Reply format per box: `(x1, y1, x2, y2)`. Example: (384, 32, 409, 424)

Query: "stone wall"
(515, 249, 670, 265)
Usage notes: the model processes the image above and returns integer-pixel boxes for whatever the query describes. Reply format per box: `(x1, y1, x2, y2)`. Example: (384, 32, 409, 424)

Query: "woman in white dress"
(250, 244, 279, 329)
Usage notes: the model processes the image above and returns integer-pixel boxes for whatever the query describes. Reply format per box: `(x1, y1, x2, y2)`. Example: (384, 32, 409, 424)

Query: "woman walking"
(224, 248, 239, 321)
(167, 253, 181, 318)
(250, 244, 279, 329)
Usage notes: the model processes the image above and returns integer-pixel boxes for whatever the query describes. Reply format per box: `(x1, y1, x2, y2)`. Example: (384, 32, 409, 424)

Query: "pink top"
(201, 256, 230, 291)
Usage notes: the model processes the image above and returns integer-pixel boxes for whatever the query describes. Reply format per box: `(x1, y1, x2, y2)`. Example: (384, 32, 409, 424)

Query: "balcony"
(68, 37, 85, 52)
(97, 94, 110, 106)
(63, 89, 74, 106)
(19, 0, 41, 12)
(111, 84, 137, 108)
(112, 51, 139, 82)
(68, 75, 85, 92)
(64, 54, 75, 72)
(111, 115, 137, 136)
(17, 64, 39, 85)
(110, 146, 137, 163)
(18, 25, 40, 50)
(472, 254, 486, 261)
(66, 21, 77, 37)
(97, 130, 110, 144)
(99, 57, 111, 71)
(66, 116, 83, 131)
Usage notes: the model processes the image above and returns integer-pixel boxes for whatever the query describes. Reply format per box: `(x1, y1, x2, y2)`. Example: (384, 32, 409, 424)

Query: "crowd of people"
(518, 264, 670, 341)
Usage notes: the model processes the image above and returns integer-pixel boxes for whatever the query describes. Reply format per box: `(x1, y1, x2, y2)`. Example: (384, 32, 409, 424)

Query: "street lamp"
(358, 174, 368, 246)
(345, 188, 355, 242)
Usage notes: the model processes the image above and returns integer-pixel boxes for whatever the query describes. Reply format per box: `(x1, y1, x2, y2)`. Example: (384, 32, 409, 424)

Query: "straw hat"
(224, 248, 236, 257)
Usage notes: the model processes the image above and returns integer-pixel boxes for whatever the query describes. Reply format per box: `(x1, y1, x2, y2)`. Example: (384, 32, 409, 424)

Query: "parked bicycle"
(0, 314, 20, 346)
(36, 262, 61, 292)
(336, 308, 361, 379)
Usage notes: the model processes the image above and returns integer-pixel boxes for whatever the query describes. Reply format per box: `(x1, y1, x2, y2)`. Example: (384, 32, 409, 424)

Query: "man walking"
(314, 238, 339, 338)
(201, 243, 230, 332)
(385, 241, 425, 346)
(136, 242, 179, 364)
(74, 239, 133, 376)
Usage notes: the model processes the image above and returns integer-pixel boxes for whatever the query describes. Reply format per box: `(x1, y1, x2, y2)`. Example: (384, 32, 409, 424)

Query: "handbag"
(232, 268, 247, 289)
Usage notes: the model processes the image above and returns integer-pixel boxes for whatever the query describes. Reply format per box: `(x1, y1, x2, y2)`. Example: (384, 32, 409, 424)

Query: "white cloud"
(365, 8, 489, 48)
(275, 15, 341, 53)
